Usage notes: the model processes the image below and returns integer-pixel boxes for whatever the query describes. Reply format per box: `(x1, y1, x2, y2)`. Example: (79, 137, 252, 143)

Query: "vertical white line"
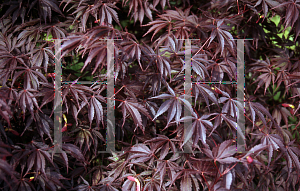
(54, 39, 62, 153)
(184, 39, 192, 153)
(237, 39, 245, 152)
(107, 39, 115, 153)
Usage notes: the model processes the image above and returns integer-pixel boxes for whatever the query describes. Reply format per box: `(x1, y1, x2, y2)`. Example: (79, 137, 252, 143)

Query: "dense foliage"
(0, 0, 300, 190)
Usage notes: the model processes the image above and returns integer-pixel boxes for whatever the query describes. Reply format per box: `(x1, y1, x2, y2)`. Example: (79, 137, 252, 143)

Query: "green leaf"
(288, 116, 297, 123)
(270, 15, 280, 27)
(273, 91, 281, 101)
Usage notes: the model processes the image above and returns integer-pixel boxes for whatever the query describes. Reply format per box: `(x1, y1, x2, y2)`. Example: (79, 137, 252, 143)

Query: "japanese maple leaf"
(259, 133, 285, 166)
(252, 67, 275, 95)
(209, 113, 245, 142)
(148, 51, 172, 80)
(97, 3, 121, 26)
(11, 141, 55, 178)
(149, 86, 193, 126)
(207, 19, 235, 56)
(144, 135, 177, 160)
(176, 51, 211, 82)
(44, 22, 68, 39)
(287, 71, 300, 98)
(121, 39, 144, 71)
(275, 70, 290, 96)
(34, 168, 66, 191)
(62, 0, 120, 32)
(170, 169, 203, 191)
(165, 8, 195, 39)
(120, 77, 145, 100)
(118, 98, 152, 132)
(241, 144, 269, 164)
(123, 0, 153, 24)
(192, 83, 219, 109)
(143, 175, 165, 191)
(27, 44, 54, 73)
(143, 13, 173, 41)
(190, 53, 210, 81)
(36, 82, 55, 109)
(254, 0, 280, 18)
(207, 57, 237, 82)
(107, 153, 128, 180)
(127, 144, 156, 165)
(274, 0, 300, 30)
(12, 65, 47, 90)
(72, 176, 98, 191)
(60, 34, 87, 58)
(74, 126, 105, 155)
(0, 91, 13, 126)
(153, 33, 183, 52)
(282, 140, 300, 180)
(174, 113, 214, 147)
(18, 88, 40, 116)
(22, 110, 54, 142)
(218, 92, 244, 119)
(202, 140, 239, 164)
(246, 98, 274, 128)
(144, 72, 164, 96)
(249, 57, 275, 94)
(62, 83, 92, 110)
(272, 105, 291, 127)
(82, 40, 108, 74)
(78, 93, 106, 127)
(152, 158, 181, 188)
(0, 142, 15, 186)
